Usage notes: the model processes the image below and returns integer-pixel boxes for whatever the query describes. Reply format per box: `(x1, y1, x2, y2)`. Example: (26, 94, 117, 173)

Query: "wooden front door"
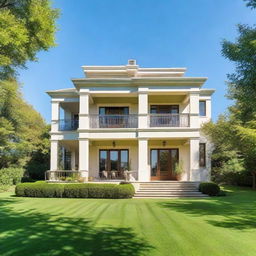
(150, 149, 179, 180)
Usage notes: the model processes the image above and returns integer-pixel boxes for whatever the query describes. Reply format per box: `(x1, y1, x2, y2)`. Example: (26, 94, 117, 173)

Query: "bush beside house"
(15, 182, 135, 199)
(199, 182, 220, 196)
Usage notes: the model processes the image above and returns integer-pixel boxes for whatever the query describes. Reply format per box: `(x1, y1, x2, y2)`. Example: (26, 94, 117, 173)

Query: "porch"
(48, 138, 208, 182)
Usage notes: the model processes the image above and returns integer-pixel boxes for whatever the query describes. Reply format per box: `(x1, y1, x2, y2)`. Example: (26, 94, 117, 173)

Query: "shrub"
(15, 182, 64, 198)
(16, 182, 135, 199)
(199, 182, 220, 196)
(0, 168, 24, 186)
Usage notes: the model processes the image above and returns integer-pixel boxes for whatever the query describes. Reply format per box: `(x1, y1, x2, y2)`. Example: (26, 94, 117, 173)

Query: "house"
(46, 60, 214, 182)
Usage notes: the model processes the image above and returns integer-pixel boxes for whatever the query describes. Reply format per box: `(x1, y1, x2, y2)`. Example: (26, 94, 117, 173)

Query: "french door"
(99, 149, 129, 179)
(99, 107, 129, 128)
(150, 149, 179, 180)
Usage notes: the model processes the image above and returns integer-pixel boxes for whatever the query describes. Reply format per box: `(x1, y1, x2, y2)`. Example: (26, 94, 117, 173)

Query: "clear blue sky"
(19, 0, 255, 123)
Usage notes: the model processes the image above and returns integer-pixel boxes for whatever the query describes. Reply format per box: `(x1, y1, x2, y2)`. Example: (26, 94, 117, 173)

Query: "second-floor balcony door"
(99, 107, 129, 128)
(150, 105, 180, 127)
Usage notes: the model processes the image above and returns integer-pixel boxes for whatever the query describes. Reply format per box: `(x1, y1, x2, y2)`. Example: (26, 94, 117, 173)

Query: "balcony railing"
(90, 115, 138, 128)
(149, 114, 189, 127)
(59, 119, 79, 131)
(57, 114, 190, 130)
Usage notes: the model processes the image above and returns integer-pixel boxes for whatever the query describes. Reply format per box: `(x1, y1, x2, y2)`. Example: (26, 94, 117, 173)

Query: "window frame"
(199, 101, 206, 117)
(199, 143, 206, 167)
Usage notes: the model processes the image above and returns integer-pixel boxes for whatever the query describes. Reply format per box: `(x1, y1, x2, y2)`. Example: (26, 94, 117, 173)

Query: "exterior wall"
(48, 75, 214, 182)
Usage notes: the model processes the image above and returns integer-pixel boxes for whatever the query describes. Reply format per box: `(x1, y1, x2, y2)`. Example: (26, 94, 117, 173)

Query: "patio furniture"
(102, 170, 108, 179)
(123, 170, 136, 181)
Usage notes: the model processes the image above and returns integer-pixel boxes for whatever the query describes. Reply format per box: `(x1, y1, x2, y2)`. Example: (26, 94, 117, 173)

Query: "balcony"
(149, 114, 189, 127)
(90, 115, 138, 128)
(57, 114, 190, 130)
(59, 119, 79, 131)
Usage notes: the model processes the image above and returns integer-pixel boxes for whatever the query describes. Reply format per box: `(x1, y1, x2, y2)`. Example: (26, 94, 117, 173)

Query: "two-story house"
(47, 60, 214, 183)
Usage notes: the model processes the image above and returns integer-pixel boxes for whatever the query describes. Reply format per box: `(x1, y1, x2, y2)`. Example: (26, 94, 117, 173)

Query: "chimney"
(128, 59, 136, 66)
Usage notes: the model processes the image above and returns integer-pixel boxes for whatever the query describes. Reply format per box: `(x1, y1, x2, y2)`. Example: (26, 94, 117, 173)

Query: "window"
(199, 101, 206, 116)
(199, 143, 206, 167)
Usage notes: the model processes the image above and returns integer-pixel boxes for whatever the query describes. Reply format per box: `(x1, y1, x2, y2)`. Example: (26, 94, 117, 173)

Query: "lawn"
(0, 186, 255, 256)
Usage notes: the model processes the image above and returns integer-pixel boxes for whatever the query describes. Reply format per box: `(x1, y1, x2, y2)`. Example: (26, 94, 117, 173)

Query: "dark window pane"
(199, 143, 206, 167)
(99, 150, 107, 172)
(170, 149, 179, 170)
(99, 107, 105, 115)
(110, 150, 118, 171)
(199, 101, 206, 116)
(159, 150, 169, 174)
(64, 149, 71, 170)
(120, 150, 128, 170)
(151, 150, 158, 176)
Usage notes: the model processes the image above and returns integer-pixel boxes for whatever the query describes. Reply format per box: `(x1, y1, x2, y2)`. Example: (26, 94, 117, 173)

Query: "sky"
(19, 0, 255, 123)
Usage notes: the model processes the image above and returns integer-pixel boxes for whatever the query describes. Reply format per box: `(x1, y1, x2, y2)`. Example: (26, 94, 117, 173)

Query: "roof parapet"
(82, 59, 186, 78)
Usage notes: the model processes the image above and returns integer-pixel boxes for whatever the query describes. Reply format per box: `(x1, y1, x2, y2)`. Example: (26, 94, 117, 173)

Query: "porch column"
(189, 138, 200, 181)
(138, 88, 148, 128)
(189, 92, 199, 128)
(50, 140, 59, 170)
(79, 138, 89, 180)
(51, 101, 60, 132)
(79, 89, 90, 130)
(138, 138, 150, 181)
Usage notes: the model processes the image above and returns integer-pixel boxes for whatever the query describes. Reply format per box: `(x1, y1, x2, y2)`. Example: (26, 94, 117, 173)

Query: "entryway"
(150, 149, 179, 180)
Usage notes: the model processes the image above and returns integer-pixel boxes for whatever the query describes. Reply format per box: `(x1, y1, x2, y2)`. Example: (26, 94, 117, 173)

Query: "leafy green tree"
(245, 0, 256, 8)
(0, 79, 49, 179)
(0, 0, 59, 79)
(204, 0, 256, 188)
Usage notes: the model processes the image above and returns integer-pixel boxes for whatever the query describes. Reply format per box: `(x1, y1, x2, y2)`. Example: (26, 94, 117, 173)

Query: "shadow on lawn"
(159, 187, 256, 230)
(0, 198, 153, 256)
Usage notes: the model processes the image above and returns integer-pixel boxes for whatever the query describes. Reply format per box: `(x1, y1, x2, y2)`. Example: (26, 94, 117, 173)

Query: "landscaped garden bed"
(15, 181, 135, 199)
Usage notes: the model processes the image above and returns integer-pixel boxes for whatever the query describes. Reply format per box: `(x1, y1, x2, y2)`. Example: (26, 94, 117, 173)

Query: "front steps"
(133, 181, 208, 198)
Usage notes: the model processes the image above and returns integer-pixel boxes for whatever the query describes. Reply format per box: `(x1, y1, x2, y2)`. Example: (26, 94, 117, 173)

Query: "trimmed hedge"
(199, 182, 220, 196)
(15, 182, 135, 199)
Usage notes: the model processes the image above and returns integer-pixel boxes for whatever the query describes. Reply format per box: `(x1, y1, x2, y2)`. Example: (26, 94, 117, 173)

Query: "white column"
(50, 140, 59, 170)
(189, 92, 199, 128)
(138, 139, 149, 181)
(51, 101, 60, 132)
(79, 139, 89, 180)
(189, 138, 200, 181)
(138, 88, 148, 128)
(79, 90, 90, 129)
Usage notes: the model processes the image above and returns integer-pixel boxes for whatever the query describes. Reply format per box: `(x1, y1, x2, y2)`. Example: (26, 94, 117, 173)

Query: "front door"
(150, 149, 179, 180)
(99, 149, 129, 179)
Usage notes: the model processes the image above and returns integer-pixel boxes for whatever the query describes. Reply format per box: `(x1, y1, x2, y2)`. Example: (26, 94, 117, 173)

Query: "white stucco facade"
(47, 60, 214, 182)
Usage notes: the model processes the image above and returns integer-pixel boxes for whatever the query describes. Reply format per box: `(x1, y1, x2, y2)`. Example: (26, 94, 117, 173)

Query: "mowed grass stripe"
(0, 187, 256, 256)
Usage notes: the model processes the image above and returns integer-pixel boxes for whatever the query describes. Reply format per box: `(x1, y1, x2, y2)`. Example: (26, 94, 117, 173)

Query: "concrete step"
(138, 188, 198, 192)
(134, 195, 208, 198)
(136, 191, 203, 195)
(133, 182, 206, 199)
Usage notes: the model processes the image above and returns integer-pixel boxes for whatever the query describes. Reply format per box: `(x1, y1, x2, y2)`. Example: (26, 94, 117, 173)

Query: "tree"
(235, 122, 256, 188)
(0, 0, 59, 79)
(0, 79, 49, 179)
(204, 0, 256, 189)
(245, 0, 256, 8)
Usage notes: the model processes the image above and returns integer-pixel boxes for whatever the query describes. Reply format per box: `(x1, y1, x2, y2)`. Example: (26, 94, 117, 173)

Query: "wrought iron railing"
(90, 115, 138, 128)
(149, 114, 189, 127)
(45, 170, 80, 181)
(59, 119, 79, 131)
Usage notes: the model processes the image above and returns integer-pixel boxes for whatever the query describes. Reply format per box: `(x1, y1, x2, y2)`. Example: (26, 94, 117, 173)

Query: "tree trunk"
(252, 171, 256, 190)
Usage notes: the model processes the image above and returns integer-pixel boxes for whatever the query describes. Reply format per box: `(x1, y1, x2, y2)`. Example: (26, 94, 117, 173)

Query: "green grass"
(0, 186, 256, 256)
